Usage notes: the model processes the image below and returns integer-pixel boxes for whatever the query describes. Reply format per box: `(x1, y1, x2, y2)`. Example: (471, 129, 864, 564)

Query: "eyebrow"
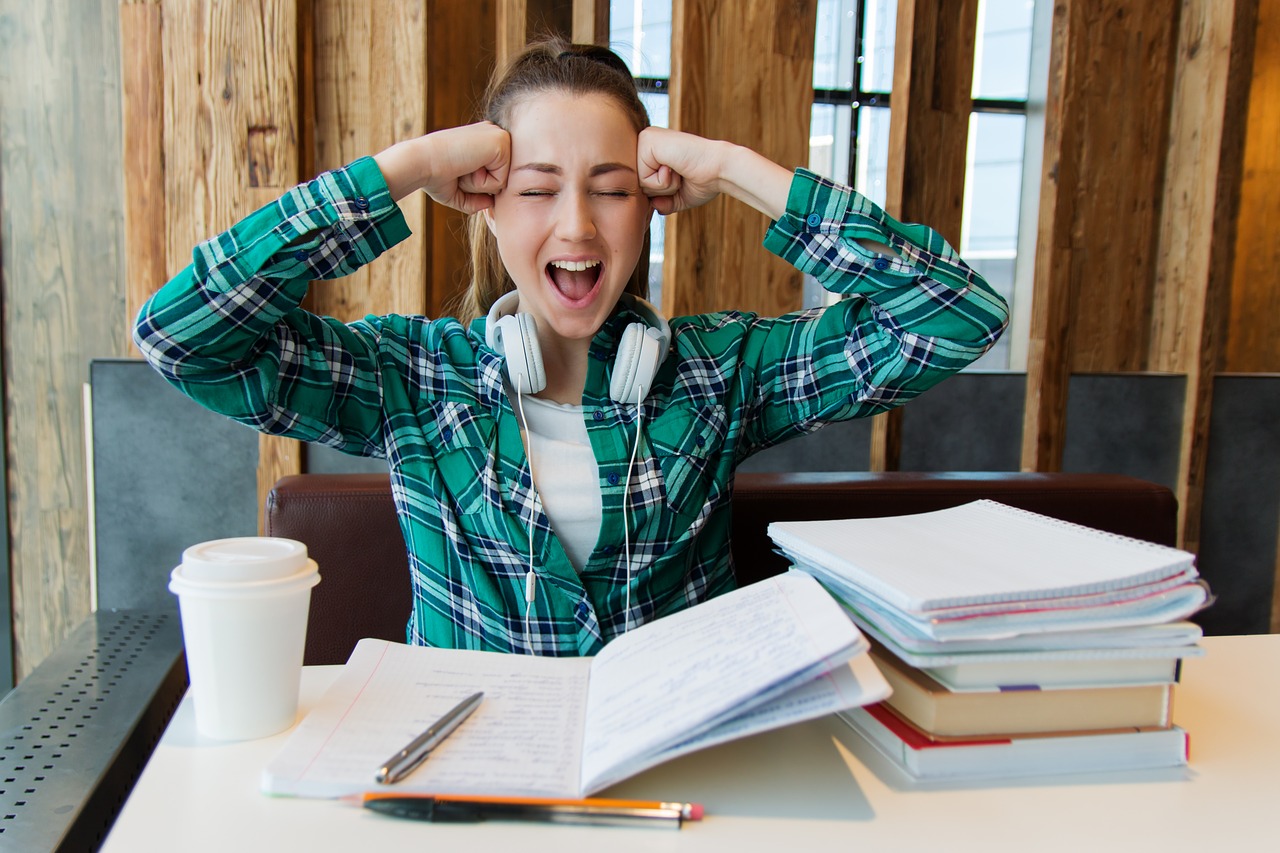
(513, 162, 636, 177)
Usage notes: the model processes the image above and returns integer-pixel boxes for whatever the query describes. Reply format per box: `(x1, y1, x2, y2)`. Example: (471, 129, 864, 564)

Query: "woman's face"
(488, 90, 652, 349)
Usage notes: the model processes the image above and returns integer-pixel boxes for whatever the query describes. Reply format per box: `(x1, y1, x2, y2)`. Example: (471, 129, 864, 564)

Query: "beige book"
(872, 649, 1172, 738)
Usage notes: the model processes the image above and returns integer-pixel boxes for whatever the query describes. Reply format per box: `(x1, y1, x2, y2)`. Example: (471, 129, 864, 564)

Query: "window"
(610, 1, 674, 306)
(611, 0, 1043, 370)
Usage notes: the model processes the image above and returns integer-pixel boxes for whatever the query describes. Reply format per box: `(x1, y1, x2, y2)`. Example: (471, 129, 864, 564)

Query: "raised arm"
(134, 123, 514, 455)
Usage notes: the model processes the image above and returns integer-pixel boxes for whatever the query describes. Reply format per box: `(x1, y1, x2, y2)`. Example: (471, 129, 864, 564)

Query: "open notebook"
(262, 572, 889, 798)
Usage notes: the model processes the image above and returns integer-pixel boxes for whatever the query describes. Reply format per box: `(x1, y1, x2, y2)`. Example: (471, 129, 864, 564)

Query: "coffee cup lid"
(177, 537, 310, 583)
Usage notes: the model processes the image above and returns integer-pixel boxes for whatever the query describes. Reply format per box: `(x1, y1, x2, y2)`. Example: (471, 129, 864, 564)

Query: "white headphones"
(485, 291, 671, 405)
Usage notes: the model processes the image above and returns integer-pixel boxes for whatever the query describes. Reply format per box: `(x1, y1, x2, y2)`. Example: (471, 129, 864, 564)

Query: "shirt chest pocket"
(419, 401, 495, 515)
(647, 404, 728, 514)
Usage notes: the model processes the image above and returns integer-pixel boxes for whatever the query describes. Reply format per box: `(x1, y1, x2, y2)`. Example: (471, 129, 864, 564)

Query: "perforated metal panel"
(0, 609, 185, 852)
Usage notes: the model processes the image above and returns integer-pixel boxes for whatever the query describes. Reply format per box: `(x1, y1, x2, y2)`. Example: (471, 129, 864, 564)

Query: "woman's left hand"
(638, 127, 792, 221)
(637, 127, 731, 215)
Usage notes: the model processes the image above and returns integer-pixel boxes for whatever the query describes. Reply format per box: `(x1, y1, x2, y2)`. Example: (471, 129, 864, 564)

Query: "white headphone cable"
(621, 398, 644, 634)
(515, 385, 538, 654)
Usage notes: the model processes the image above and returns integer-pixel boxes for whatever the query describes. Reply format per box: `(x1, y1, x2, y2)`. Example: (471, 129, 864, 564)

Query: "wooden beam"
(572, 0, 610, 44)
(120, 0, 167, 355)
(1227, 0, 1280, 373)
(665, 0, 816, 318)
(1021, 0, 1179, 471)
(3, 0, 127, 677)
(497, 0, 573, 66)
(1020, 0, 1075, 472)
(872, 0, 978, 471)
(306, 0, 427, 320)
(883, 0, 977, 249)
(161, 0, 304, 523)
(1153, 0, 1258, 556)
(422, 1, 496, 317)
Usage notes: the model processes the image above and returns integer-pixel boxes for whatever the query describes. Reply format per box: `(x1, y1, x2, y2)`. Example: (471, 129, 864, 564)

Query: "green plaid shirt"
(135, 156, 1007, 656)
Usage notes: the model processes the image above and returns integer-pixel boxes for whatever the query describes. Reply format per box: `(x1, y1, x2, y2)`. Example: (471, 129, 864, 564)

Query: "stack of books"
(768, 500, 1210, 781)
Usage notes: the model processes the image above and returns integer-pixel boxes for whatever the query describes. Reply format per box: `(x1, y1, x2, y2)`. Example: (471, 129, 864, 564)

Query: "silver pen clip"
(375, 691, 485, 785)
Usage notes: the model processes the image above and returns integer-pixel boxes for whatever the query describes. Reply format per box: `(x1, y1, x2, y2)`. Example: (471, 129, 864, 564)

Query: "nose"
(554, 192, 596, 242)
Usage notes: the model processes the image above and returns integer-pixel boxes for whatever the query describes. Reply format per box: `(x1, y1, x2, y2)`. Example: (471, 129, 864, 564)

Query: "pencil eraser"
(688, 803, 704, 821)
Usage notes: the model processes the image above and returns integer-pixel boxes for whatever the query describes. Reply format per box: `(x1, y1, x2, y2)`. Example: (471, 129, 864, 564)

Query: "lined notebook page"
(262, 641, 591, 798)
(768, 500, 1197, 613)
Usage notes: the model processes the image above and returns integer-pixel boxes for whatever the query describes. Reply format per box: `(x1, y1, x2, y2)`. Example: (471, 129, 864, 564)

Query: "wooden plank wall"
(1022, 0, 1180, 472)
(1, 0, 129, 679)
(1228, 0, 1280, 373)
(4, 0, 1280, 678)
(870, 0, 978, 471)
(1152, 0, 1258, 555)
(664, 0, 817, 318)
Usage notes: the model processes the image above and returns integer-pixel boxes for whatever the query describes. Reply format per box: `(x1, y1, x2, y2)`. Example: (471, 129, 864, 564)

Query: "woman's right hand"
(374, 122, 510, 214)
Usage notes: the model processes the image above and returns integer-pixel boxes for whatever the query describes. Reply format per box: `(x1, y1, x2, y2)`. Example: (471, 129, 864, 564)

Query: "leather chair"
(264, 471, 1178, 665)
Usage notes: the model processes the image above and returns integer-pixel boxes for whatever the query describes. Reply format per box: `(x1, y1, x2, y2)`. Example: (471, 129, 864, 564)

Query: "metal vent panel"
(0, 609, 185, 852)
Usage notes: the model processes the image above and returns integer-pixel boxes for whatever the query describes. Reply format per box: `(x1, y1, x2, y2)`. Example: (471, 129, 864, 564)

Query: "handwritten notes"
(262, 572, 885, 799)
(263, 644, 591, 797)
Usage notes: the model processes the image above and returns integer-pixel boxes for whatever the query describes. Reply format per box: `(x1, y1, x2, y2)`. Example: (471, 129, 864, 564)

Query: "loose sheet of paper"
(262, 640, 592, 798)
(579, 572, 862, 793)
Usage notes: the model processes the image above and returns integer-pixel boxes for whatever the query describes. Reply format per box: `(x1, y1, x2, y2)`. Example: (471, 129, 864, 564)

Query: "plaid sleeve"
(745, 168, 1010, 447)
(132, 157, 413, 456)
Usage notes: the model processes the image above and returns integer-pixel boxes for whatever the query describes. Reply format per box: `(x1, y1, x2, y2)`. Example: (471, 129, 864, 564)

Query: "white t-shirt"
(518, 395, 603, 573)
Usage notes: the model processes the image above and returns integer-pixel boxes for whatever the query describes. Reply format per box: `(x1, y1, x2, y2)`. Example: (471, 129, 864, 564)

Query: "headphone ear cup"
(610, 323, 663, 405)
(494, 313, 546, 394)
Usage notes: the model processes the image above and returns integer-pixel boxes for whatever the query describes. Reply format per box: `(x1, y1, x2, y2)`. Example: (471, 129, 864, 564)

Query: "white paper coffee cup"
(170, 537, 320, 740)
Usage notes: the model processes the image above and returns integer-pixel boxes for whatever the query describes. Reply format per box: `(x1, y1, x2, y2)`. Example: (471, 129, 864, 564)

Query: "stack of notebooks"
(768, 500, 1210, 782)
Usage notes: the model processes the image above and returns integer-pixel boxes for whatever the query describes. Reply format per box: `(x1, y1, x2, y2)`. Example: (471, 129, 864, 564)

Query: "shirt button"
(575, 601, 589, 618)
(593, 410, 605, 422)
(607, 472, 620, 486)
(603, 544, 617, 555)
(695, 435, 706, 447)
(805, 212, 822, 228)
(874, 257, 890, 271)
(442, 427, 454, 442)
(354, 196, 370, 211)
(293, 250, 308, 261)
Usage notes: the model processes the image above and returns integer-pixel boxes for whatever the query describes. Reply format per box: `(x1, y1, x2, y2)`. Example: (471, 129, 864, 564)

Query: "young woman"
(135, 40, 1008, 656)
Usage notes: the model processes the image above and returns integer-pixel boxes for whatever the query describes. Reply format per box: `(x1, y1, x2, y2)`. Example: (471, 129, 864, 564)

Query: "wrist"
(373, 137, 432, 201)
(717, 143, 791, 221)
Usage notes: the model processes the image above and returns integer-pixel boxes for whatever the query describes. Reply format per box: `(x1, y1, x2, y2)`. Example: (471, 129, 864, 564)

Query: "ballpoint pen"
(375, 691, 484, 785)
(349, 792, 704, 829)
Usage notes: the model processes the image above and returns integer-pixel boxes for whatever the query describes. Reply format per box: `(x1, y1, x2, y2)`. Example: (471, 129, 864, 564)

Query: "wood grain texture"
(424, 0, 495, 317)
(572, 0, 609, 44)
(161, 0, 300, 272)
(884, 0, 977, 248)
(498, 0, 573, 65)
(159, 0, 304, 521)
(1228, 0, 1280, 373)
(1021, 0, 1076, 472)
(1154, 0, 1257, 554)
(1, 0, 129, 677)
(874, 0, 977, 470)
(666, 0, 816, 317)
(305, 0, 427, 321)
(1065, 2, 1178, 373)
(1021, 0, 1179, 471)
(120, 1, 167, 354)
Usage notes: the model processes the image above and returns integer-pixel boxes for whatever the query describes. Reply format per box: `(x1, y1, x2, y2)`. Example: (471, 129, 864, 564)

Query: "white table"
(103, 635, 1280, 851)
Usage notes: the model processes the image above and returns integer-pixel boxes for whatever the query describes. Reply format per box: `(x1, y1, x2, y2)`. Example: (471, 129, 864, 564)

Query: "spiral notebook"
(767, 500, 1200, 616)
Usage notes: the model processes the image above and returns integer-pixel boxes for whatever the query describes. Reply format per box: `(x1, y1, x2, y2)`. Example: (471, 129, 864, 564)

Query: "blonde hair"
(452, 38, 652, 324)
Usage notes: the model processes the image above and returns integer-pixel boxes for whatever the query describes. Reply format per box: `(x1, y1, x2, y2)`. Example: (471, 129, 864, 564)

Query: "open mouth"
(547, 259, 603, 304)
